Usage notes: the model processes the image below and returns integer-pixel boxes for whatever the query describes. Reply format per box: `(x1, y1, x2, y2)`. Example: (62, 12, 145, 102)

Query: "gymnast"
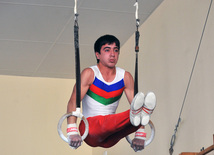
(66, 34, 156, 152)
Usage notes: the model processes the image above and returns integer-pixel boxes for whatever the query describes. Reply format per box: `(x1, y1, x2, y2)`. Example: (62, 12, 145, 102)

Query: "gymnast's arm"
(124, 71, 145, 152)
(123, 71, 134, 104)
(66, 68, 94, 148)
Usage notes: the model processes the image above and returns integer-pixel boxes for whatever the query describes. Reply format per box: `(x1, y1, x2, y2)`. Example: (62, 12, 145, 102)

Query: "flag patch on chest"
(86, 77, 125, 105)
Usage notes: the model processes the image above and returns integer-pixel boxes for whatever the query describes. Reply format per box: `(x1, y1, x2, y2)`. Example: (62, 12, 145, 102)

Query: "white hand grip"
(57, 110, 89, 142)
(126, 120, 155, 147)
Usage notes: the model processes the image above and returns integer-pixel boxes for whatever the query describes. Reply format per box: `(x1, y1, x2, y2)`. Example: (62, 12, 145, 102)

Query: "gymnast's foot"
(141, 92, 156, 126)
(130, 92, 145, 126)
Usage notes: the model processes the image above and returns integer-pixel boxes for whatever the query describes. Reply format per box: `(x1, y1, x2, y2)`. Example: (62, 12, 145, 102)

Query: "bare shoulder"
(124, 71, 134, 87)
(124, 71, 134, 81)
(82, 67, 93, 74)
(81, 68, 94, 85)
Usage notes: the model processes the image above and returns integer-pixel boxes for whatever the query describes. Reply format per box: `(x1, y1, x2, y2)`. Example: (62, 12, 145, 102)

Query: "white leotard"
(82, 65, 125, 118)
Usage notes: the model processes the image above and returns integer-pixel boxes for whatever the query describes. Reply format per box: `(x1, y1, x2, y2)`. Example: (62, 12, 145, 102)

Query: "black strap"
(134, 19, 140, 96)
(74, 14, 81, 108)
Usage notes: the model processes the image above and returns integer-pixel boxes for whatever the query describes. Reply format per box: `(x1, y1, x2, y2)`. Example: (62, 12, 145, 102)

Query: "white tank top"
(82, 65, 125, 118)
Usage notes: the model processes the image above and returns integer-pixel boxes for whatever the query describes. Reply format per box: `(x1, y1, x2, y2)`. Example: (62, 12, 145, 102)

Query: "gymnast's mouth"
(109, 59, 116, 63)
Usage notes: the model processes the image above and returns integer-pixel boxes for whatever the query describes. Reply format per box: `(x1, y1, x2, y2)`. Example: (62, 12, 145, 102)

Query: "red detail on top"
(89, 84, 124, 99)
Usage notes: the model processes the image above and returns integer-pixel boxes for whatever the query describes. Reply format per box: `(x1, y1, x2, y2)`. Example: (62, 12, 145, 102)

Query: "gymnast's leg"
(79, 110, 140, 148)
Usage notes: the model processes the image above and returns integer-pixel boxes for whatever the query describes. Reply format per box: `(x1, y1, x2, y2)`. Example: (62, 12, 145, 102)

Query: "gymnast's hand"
(131, 128, 146, 152)
(131, 138, 145, 152)
(67, 134, 82, 149)
(67, 123, 82, 149)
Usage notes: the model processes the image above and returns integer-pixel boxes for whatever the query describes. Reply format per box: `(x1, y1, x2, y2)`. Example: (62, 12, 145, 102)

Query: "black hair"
(94, 34, 120, 63)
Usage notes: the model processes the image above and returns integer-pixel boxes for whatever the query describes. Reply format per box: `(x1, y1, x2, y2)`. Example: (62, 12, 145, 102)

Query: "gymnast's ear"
(95, 52, 100, 62)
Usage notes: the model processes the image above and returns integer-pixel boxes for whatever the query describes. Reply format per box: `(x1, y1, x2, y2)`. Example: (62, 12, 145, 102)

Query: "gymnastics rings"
(126, 120, 155, 147)
(57, 108, 89, 143)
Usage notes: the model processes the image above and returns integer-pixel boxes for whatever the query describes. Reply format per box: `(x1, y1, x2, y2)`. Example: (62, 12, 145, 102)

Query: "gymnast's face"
(96, 43, 119, 68)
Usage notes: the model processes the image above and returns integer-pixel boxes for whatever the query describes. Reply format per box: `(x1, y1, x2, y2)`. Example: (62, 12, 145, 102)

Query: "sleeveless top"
(82, 65, 125, 118)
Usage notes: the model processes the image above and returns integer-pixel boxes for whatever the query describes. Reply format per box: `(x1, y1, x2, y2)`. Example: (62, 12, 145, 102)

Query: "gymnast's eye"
(114, 48, 119, 52)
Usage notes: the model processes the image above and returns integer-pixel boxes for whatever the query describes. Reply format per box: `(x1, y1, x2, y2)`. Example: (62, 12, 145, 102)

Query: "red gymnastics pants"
(79, 110, 140, 148)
